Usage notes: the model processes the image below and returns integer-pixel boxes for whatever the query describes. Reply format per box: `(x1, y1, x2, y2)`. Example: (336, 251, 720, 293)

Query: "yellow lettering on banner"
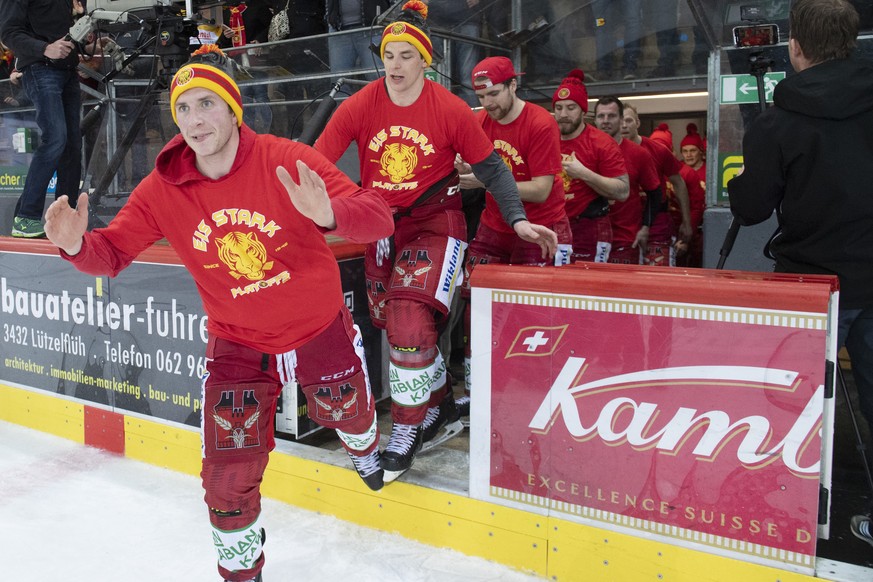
(0, 173, 23, 186)
(661, 501, 671, 516)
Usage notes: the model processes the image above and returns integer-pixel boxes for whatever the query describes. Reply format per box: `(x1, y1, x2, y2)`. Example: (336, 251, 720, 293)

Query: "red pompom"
(567, 68, 585, 82)
(402, 0, 428, 20)
(686, 122, 699, 135)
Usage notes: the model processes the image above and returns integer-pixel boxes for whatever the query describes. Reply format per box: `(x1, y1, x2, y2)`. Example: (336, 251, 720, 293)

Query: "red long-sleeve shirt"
(64, 125, 393, 353)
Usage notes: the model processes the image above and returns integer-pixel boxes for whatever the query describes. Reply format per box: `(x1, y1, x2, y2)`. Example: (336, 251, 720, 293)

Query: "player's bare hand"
(458, 173, 484, 190)
(513, 220, 558, 260)
(454, 154, 472, 176)
(678, 220, 693, 244)
(45, 193, 89, 256)
(276, 160, 336, 229)
(632, 225, 649, 254)
(561, 150, 588, 180)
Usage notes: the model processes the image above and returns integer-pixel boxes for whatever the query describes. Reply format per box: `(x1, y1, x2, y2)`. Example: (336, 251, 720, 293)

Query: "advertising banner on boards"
(0, 248, 381, 431)
(469, 264, 837, 574)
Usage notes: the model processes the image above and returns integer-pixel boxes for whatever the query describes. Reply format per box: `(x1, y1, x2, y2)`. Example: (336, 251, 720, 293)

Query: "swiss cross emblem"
(505, 325, 569, 358)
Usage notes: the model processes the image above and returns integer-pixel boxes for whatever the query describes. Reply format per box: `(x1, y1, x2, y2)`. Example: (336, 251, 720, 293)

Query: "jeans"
(838, 307, 873, 441)
(650, 0, 680, 70)
(591, 0, 642, 75)
(449, 22, 480, 106)
(17, 63, 82, 219)
(328, 27, 383, 81)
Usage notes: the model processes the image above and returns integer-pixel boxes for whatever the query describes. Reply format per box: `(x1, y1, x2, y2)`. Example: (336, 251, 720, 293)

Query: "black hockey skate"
(348, 448, 384, 491)
(455, 394, 470, 428)
(420, 390, 463, 453)
(380, 423, 422, 483)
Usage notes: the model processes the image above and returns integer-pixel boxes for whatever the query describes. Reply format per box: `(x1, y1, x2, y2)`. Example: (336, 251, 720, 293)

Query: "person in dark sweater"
(727, 0, 873, 550)
(1, 0, 81, 238)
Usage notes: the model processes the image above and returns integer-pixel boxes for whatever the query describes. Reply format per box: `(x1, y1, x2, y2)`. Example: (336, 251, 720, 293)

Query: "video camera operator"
(727, 0, 873, 549)
(1, 0, 82, 238)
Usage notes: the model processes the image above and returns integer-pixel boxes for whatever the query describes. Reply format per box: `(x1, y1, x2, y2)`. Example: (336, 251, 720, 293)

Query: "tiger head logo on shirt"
(379, 142, 418, 183)
(216, 231, 274, 281)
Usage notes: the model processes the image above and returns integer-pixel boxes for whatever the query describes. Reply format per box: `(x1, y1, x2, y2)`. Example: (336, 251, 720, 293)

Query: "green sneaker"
(11, 216, 46, 238)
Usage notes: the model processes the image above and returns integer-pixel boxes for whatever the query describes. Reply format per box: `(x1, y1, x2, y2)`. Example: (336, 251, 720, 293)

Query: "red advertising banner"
(469, 264, 838, 574)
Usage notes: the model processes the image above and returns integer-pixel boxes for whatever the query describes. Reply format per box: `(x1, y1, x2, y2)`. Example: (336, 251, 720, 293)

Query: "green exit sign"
(720, 72, 786, 104)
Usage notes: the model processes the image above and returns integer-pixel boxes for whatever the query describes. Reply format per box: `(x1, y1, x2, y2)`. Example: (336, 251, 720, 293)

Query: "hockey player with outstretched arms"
(43, 45, 394, 582)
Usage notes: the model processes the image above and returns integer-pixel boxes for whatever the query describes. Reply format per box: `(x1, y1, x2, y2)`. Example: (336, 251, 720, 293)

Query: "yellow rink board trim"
(0, 382, 823, 581)
(0, 383, 84, 443)
(124, 416, 202, 477)
(548, 518, 817, 582)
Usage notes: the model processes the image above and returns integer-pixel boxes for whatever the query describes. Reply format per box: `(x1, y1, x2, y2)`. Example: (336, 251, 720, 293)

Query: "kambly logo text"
(528, 357, 822, 476)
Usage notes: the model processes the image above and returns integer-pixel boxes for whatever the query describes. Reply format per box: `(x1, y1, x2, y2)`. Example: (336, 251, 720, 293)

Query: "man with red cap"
(316, 2, 557, 481)
(680, 122, 707, 266)
(43, 44, 395, 582)
(454, 55, 572, 415)
(621, 108, 693, 267)
(552, 69, 629, 262)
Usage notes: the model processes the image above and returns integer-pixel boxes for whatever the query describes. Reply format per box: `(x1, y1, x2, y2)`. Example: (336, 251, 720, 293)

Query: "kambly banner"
(469, 265, 838, 574)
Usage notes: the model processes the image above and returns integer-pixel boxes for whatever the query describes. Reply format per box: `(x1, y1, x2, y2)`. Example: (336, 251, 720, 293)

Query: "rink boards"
(3, 238, 862, 581)
(0, 379, 837, 582)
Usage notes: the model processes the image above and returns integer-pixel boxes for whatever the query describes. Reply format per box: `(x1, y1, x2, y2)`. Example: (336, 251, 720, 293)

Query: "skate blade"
(420, 420, 464, 453)
(382, 467, 410, 483)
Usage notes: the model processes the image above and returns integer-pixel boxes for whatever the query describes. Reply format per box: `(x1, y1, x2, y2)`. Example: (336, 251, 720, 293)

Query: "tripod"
(716, 49, 771, 270)
(83, 12, 197, 225)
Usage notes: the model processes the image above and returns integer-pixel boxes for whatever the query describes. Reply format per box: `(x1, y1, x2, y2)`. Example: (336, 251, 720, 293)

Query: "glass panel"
(510, 0, 713, 84)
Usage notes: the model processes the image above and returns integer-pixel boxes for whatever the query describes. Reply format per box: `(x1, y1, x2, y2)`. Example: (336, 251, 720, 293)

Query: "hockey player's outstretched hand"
(513, 220, 558, 260)
(45, 193, 89, 256)
(276, 160, 336, 229)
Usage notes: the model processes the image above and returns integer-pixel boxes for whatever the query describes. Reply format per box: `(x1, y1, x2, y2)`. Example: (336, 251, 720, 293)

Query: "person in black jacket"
(1, 0, 81, 238)
(727, 0, 873, 550)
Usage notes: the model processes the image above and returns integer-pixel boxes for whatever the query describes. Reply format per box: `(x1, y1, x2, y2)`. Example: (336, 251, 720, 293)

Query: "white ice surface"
(0, 420, 544, 582)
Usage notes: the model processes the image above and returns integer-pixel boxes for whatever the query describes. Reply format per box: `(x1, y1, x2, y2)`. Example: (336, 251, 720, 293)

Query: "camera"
(733, 4, 779, 48)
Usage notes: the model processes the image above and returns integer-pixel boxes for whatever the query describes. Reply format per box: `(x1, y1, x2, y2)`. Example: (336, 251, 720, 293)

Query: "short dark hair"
(790, 0, 859, 63)
(594, 96, 624, 117)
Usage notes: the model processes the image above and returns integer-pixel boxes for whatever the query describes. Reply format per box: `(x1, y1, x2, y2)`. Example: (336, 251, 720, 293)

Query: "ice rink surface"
(0, 421, 544, 582)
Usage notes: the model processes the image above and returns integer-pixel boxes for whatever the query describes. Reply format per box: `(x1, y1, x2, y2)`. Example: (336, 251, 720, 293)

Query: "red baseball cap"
(471, 56, 523, 90)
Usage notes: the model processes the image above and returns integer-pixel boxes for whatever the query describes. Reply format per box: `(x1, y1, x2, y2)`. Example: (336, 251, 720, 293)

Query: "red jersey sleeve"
(634, 146, 661, 192)
(314, 93, 361, 163)
(452, 101, 494, 166)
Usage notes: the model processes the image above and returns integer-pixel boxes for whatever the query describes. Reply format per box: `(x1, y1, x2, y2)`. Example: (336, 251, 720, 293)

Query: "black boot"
(380, 423, 422, 481)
